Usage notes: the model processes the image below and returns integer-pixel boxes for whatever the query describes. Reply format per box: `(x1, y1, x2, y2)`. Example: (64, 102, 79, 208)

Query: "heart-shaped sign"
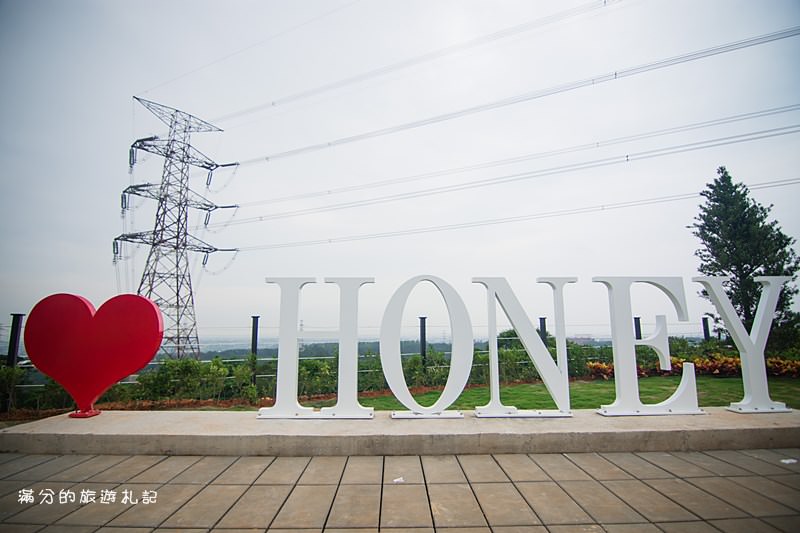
(24, 294, 163, 417)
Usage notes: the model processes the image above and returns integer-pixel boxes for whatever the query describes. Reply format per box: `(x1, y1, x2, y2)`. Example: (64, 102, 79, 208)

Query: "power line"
(236, 178, 800, 251)
(139, 0, 361, 95)
(234, 103, 800, 208)
(236, 25, 800, 164)
(213, 0, 619, 122)
(203, 124, 800, 229)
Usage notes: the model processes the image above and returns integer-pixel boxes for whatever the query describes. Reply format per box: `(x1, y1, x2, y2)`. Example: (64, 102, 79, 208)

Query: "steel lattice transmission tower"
(115, 97, 238, 359)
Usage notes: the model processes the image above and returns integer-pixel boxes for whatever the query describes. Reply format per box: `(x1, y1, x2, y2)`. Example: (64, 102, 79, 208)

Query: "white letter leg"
(258, 278, 316, 418)
(593, 277, 701, 416)
(472, 277, 574, 417)
(694, 276, 790, 413)
(258, 278, 376, 419)
(320, 277, 375, 419)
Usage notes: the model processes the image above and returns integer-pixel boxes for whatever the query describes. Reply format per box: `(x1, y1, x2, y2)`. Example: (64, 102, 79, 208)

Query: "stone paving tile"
(559, 480, 645, 524)
(380, 483, 432, 528)
(127, 456, 202, 484)
(152, 529, 207, 533)
(427, 483, 486, 528)
(0, 478, 32, 497)
(340, 456, 383, 484)
(383, 456, 424, 484)
(603, 524, 661, 532)
(6, 456, 95, 481)
(254, 456, 310, 485)
(687, 476, 795, 517)
(5, 482, 90, 525)
(671, 451, 752, 476)
(767, 473, 800, 490)
(168, 456, 237, 484)
(602, 479, 697, 522)
(0, 480, 74, 522)
(209, 529, 265, 533)
(546, 525, 605, 532)
(324, 529, 378, 533)
(36, 526, 98, 533)
(0, 455, 59, 479)
(774, 448, 800, 457)
(656, 522, 721, 533)
(471, 482, 539, 527)
(728, 475, 800, 511)
(420, 455, 467, 483)
(46, 456, 131, 483)
(87, 456, 166, 483)
(209, 529, 266, 533)
(763, 515, 800, 532)
(97, 528, 152, 533)
(600, 452, 673, 479)
(643, 478, 747, 520)
(326, 483, 380, 528)
(160, 483, 246, 529)
(742, 450, 800, 474)
(208, 527, 264, 533)
(705, 450, 792, 475)
(215, 484, 291, 529)
(269, 484, 336, 529)
(297, 456, 346, 485)
(636, 452, 716, 478)
(266, 529, 319, 533)
(375, 528, 433, 533)
(565, 452, 632, 480)
(213, 456, 274, 485)
(493, 454, 549, 482)
(54, 483, 150, 527)
(529, 453, 591, 481)
(492, 527, 548, 533)
(0, 453, 24, 465)
(457, 454, 508, 483)
(428, 527, 492, 533)
(707, 517, 784, 532)
(741, 449, 800, 473)
(515, 481, 592, 525)
(106, 484, 203, 528)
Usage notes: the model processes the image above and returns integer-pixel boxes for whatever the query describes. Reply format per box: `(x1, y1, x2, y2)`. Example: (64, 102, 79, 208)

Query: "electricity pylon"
(114, 97, 238, 359)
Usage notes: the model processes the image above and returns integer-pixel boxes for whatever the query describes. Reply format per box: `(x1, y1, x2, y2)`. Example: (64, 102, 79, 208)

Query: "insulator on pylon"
(202, 253, 210, 266)
(129, 147, 136, 168)
(113, 240, 120, 257)
(204, 211, 211, 226)
(206, 169, 214, 187)
(121, 194, 128, 210)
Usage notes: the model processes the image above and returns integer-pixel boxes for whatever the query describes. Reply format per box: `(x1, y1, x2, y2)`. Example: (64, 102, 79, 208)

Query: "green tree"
(691, 166, 799, 350)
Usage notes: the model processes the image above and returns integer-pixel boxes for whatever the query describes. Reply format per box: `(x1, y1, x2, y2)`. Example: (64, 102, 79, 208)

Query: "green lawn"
(303, 376, 799, 411)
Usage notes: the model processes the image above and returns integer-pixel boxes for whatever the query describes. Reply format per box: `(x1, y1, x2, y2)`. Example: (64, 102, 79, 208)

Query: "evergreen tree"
(691, 166, 799, 350)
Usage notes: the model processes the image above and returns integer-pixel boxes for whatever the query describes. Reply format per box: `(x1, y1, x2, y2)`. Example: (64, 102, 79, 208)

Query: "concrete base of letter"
(1, 407, 798, 456)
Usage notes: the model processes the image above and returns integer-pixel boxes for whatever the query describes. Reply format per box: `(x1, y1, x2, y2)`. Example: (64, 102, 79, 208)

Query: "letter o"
(379, 275, 473, 415)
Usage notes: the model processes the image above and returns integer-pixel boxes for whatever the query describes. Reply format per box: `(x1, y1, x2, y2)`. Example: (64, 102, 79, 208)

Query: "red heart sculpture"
(24, 294, 163, 417)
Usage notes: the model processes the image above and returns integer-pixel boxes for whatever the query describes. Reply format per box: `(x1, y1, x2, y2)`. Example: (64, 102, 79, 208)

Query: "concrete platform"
(1, 407, 799, 456)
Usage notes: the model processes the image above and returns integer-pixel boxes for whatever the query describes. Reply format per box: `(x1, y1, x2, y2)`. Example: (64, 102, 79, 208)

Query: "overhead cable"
(235, 103, 800, 208)
(236, 25, 800, 164)
(205, 124, 800, 229)
(139, 0, 361, 95)
(214, 0, 619, 122)
(235, 178, 800, 251)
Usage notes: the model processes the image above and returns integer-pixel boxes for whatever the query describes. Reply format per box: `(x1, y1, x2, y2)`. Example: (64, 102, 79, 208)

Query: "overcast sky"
(1, 0, 799, 348)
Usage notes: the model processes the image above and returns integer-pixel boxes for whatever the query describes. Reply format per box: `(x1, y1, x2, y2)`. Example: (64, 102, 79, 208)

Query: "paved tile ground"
(0, 449, 798, 532)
